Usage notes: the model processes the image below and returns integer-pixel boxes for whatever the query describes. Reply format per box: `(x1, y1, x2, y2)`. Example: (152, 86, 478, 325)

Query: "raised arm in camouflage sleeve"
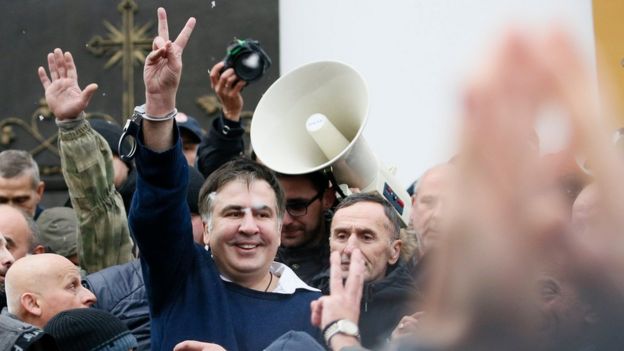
(38, 48, 134, 273)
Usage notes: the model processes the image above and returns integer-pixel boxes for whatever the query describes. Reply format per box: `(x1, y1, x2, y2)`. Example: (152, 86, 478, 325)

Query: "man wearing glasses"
(275, 172, 336, 286)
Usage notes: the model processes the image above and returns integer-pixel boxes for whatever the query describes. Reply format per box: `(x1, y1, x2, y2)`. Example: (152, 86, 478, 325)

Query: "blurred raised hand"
(413, 28, 620, 351)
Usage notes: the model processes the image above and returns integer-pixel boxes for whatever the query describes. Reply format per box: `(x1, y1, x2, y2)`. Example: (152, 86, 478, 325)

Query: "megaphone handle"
(324, 168, 349, 199)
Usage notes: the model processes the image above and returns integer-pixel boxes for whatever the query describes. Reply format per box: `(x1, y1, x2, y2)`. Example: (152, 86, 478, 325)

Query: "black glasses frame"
(285, 190, 324, 217)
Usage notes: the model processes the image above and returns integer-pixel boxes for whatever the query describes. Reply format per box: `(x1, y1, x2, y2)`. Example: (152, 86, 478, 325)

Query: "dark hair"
(276, 171, 329, 195)
(334, 192, 401, 240)
(198, 157, 285, 224)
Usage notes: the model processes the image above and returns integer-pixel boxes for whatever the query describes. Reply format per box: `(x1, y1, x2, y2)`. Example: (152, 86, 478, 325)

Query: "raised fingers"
(152, 36, 167, 52)
(225, 72, 240, 89)
(64, 52, 78, 80)
(210, 62, 225, 88)
(345, 248, 365, 298)
(157, 7, 169, 41)
(173, 17, 196, 51)
(80, 83, 99, 107)
(231, 80, 247, 95)
(538, 30, 599, 137)
(329, 250, 344, 294)
(47, 52, 59, 81)
(53, 48, 66, 79)
(37, 66, 51, 89)
(310, 299, 323, 327)
(146, 45, 168, 65)
(215, 68, 235, 95)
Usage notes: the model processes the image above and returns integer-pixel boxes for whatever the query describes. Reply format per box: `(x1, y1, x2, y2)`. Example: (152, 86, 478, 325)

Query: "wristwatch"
(323, 319, 360, 345)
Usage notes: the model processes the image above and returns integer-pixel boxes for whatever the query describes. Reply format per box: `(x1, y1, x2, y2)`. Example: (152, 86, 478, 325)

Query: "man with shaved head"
(3, 253, 96, 328)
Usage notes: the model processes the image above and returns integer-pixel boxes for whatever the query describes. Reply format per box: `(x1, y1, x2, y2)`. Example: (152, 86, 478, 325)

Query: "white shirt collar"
(219, 261, 319, 294)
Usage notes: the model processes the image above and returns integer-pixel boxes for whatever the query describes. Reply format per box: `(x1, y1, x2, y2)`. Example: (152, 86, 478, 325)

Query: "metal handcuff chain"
(118, 105, 177, 161)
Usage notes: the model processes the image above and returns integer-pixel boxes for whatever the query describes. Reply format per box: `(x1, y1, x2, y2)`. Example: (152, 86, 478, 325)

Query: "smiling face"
(330, 201, 401, 283)
(204, 179, 281, 285)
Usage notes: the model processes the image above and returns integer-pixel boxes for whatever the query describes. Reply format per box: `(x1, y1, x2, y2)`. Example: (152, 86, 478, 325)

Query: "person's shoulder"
(0, 309, 57, 351)
(84, 259, 144, 304)
(377, 261, 415, 289)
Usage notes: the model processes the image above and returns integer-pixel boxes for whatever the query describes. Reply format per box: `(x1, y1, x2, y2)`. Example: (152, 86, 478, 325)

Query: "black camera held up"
(222, 38, 272, 83)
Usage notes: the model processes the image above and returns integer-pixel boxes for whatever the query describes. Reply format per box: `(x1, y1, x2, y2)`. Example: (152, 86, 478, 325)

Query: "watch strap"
(322, 319, 360, 345)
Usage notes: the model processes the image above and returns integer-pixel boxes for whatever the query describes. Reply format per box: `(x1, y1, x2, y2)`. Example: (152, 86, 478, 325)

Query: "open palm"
(38, 49, 97, 120)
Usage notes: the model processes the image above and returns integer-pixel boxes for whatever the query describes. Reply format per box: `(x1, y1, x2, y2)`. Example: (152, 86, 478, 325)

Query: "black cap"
(44, 308, 138, 351)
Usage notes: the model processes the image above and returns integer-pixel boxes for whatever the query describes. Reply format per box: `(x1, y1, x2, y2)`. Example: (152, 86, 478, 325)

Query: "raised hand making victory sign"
(143, 8, 196, 120)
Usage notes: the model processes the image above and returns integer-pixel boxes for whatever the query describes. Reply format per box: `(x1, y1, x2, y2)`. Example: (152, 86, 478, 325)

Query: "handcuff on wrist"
(118, 104, 177, 161)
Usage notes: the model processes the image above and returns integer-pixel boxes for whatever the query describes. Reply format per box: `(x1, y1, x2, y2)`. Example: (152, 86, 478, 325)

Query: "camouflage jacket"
(57, 117, 134, 273)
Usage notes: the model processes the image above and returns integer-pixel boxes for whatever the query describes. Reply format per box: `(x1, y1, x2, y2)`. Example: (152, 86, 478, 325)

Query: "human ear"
(35, 181, 45, 198)
(388, 240, 402, 265)
(202, 224, 210, 246)
(21, 293, 42, 317)
(31, 244, 46, 255)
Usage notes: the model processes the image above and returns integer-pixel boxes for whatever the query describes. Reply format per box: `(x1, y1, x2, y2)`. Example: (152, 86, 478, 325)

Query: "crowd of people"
(0, 6, 622, 351)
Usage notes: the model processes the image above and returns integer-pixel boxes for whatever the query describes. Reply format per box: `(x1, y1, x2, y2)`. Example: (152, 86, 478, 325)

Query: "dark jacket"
(0, 308, 58, 351)
(315, 261, 417, 349)
(276, 238, 330, 288)
(129, 127, 320, 351)
(196, 114, 245, 178)
(83, 259, 150, 351)
(119, 168, 137, 214)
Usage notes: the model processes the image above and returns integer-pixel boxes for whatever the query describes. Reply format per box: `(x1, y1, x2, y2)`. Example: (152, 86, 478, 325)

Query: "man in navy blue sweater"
(127, 8, 321, 351)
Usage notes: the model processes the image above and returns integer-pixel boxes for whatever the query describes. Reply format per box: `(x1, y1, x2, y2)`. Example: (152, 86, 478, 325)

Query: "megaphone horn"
(251, 61, 411, 226)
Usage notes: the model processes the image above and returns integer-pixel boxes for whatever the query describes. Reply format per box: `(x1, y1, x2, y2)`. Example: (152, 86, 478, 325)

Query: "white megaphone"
(251, 61, 411, 226)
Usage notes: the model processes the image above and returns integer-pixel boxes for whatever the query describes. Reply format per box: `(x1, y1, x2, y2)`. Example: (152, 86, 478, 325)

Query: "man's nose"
(343, 234, 359, 255)
(239, 211, 259, 235)
(81, 287, 97, 307)
(282, 211, 295, 226)
(0, 248, 14, 266)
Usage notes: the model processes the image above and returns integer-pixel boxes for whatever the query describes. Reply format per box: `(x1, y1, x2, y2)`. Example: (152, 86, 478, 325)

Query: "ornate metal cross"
(86, 0, 153, 119)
